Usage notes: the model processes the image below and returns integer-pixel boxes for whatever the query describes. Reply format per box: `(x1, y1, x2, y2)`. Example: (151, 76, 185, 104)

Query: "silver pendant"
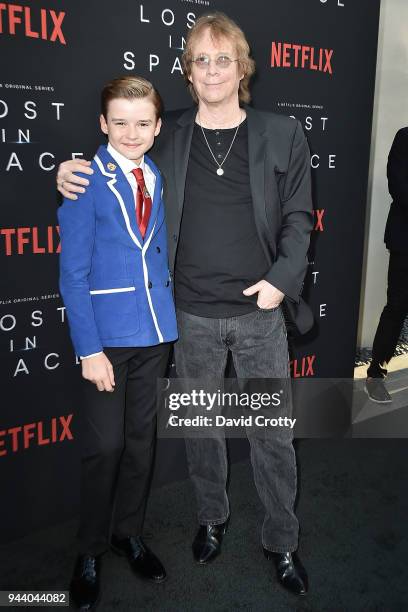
(216, 168, 224, 176)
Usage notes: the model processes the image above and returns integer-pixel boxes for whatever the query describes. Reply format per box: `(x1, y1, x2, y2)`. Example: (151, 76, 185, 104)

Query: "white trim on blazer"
(94, 154, 164, 343)
(89, 287, 136, 295)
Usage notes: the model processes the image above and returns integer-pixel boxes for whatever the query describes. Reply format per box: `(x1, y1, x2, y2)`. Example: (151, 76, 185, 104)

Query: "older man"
(57, 12, 313, 596)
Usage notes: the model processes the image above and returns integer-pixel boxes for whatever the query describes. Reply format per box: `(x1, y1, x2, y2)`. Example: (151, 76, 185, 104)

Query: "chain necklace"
(198, 111, 243, 176)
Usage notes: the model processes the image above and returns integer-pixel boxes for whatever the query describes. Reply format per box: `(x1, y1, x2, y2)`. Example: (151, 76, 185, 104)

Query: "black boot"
(264, 549, 308, 595)
(192, 522, 227, 564)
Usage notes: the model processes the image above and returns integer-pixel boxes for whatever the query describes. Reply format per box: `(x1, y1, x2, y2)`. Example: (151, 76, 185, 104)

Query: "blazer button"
(173, 234, 178, 242)
(156, 246, 161, 253)
(148, 281, 153, 288)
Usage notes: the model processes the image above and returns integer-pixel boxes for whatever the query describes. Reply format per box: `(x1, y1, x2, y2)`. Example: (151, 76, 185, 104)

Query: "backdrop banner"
(0, 0, 380, 542)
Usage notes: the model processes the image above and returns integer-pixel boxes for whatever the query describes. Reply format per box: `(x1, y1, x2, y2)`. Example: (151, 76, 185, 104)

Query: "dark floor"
(1, 439, 408, 611)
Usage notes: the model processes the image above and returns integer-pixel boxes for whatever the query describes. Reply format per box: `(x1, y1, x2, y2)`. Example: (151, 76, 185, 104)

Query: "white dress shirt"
(81, 143, 157, 360)
(107, 142, 156, 207)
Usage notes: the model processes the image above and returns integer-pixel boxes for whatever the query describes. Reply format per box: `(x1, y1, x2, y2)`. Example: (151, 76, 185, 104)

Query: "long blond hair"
(182, 12, 256, 104)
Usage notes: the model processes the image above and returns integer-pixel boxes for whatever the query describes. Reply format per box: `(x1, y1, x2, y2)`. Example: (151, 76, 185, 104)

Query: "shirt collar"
(107, 142, 146, 176)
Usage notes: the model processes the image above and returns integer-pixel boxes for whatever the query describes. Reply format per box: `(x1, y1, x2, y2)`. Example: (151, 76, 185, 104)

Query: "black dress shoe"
(264, 549, 308, 595)
(192, 522, 227, 564)
(69, 554, 101, 611)
(110, 535, 166, 582)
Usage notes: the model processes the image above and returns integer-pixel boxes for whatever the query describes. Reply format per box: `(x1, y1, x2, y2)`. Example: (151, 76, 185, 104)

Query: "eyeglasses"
(190, 55, 239, 69)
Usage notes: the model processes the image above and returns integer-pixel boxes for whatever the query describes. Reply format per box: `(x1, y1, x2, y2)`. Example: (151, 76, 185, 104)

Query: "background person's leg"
(368, 251, 408, 378)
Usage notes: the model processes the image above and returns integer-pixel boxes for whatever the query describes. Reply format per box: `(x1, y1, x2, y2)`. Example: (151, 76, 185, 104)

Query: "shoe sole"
(194, 549, 221, 565)
(110, 544, 167, 583)
(364, 387, 392, 404)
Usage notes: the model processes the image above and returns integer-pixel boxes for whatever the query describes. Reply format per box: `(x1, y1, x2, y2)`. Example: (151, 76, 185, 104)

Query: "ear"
(154, 117, 162, 137)
(100, 114, 108, 135)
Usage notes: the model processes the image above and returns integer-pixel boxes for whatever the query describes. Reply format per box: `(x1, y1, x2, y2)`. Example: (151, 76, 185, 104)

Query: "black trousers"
(367, 251, 408, 378)
(77, 344, 170, 556)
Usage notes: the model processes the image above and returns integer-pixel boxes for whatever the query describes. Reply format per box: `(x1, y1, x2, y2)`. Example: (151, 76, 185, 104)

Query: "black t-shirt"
(175, 119, 270, 318)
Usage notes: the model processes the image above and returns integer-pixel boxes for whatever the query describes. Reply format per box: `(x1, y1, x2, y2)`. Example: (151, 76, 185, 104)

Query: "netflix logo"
(0, 3, 66, 44)
(0, 414, 73, 457)
(290, 354, 316, 378)
(0, 226, 60, 255)
(271, 42, 333, 75)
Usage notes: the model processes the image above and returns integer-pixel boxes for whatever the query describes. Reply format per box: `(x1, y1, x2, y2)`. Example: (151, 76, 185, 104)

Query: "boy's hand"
(57, 159, 94, 200)
(81, 353, 115, 392)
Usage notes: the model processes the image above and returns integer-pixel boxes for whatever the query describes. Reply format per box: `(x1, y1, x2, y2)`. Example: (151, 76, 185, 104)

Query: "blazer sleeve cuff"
(264, 264, 305, 303)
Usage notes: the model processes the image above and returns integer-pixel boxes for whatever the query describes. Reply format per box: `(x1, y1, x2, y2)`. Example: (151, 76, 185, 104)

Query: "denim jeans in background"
(173, 307, 299, 553)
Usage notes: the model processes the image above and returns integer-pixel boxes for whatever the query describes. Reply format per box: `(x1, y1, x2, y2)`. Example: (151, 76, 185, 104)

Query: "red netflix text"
(290, 355, 316, 378)
(0, 3, 66, 44)
(271, 42, 333, 74)
(0, 414, 73, 457)
(0, 226, 60, 255)
(313, 209, 325, 232)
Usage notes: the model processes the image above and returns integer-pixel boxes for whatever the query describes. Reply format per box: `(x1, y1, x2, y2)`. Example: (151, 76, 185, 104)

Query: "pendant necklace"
(199, 111, 243, 176)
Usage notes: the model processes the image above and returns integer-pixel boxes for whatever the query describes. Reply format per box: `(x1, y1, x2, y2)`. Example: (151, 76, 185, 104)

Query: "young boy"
(58, 76, 177, 611)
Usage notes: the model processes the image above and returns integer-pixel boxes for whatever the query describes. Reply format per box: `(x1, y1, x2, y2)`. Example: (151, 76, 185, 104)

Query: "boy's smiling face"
(100, 97, 161, 164)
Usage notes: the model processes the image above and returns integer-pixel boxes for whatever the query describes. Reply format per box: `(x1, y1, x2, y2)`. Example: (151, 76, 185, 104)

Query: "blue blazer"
(58, 145, 178, 357)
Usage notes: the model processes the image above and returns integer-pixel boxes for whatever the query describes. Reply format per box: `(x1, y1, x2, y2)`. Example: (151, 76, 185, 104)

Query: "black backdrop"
(0, 0, 380, 542)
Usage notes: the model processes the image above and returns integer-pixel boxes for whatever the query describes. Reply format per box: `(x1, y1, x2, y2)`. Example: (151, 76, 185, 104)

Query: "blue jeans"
(174, 307, 299, 553)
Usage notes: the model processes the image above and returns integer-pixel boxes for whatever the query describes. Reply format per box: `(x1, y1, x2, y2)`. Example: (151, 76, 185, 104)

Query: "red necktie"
(131, 167, 152, 239)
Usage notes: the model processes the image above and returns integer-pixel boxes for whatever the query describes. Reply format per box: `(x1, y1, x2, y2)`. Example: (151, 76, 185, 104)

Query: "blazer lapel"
(173, 107, 196, 213)
(144, 156, 162, 240)
(245, 106, 270, 259)
(94, 146, 143, 247)
(112, 172, 144, 244)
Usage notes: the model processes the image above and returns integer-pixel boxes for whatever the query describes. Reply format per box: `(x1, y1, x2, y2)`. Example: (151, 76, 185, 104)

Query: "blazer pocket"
(90, 286, 140, 339)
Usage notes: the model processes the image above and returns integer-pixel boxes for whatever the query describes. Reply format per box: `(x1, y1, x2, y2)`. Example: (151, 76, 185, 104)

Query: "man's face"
(188, 28, 243, 107)
(100, 97, 161, 163)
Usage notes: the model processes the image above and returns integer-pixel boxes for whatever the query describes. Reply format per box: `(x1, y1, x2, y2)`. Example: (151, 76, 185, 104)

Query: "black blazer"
(384, 127, 408, 253)
(150, 105, 314, 334)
